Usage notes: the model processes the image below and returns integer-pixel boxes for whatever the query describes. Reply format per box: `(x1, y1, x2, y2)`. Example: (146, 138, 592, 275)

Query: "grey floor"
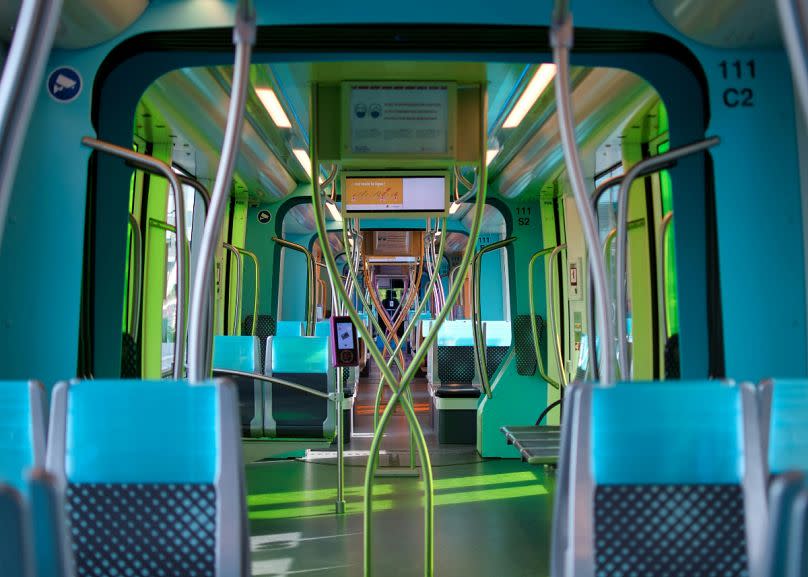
(246, 363, 555, 577)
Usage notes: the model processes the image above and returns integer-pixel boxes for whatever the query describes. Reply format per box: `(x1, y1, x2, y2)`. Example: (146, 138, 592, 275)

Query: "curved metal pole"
(778, 0, 808, 133)
(452, 166, 479, 206)
(658, 212, 674, 340)
(177, 175, 216, 371)
(585, 164, 678, 379)
(472, 237, 517, 398)
(367, 245, 424, 467)
(236, 248, 260, 336)
(552, 8, 613, 385)
(83, 137, 189, 380)
(187, 1, 255, 383)
(547, 244, 569, 387)
(0, 0, 63, 251)
(320, 164, 339, 201)
(338, 225, 415, 432)
(127, 213, 143, 342)
(604, 228, 617, 271)
(528, 246, 562, 390)
(273, 237, 315, 335)
(312, 83, 487, 576)
(363, 259, 408, 372)
(178, 175, 211, 209)
(222, 244, 243, 335)
(615, 137, 720, 379)
(213, 368, 331, 400)
(372, 227, 440, 430)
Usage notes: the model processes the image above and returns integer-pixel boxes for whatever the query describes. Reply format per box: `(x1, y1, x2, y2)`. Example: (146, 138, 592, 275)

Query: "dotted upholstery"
(243, 314, 276, 369)
(486, 346, 509, 379)
(594, 484, 748, 577)
(66, 483, 216, 577)
(665, 333, 680, 380)
(120, 333, 140, 378)
(513, 314, 545, 376)
(438, 346, 476, 383)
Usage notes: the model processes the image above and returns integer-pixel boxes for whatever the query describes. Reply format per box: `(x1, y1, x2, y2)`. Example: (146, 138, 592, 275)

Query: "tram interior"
(4, 3, 808, 576)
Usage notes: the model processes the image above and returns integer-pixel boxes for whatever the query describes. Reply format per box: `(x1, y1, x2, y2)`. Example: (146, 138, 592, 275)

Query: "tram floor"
(246, 361, 555, 577)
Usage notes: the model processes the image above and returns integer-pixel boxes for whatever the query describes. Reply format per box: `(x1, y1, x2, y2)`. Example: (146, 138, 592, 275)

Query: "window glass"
(161, 187, 196, 375)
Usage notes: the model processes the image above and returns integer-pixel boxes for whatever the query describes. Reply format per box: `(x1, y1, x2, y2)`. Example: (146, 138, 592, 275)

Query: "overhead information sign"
(343, 173, 447, 218)
(344, 82, 455, 156)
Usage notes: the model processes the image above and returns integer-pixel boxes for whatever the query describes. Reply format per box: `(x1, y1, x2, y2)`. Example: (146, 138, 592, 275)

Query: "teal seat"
(275, 320, 304, 336)
(0, 380, 68, 577)
(554, 380, 767, 577)
(264, 336, 336, 439)
(314, 321, 331, 337)
(0, 484, 31, 577)
(786, 485, 808, 577)
(213, 335, 263, 437)
(46, 379, 248, 577)
(759, 380, 808, 577)
(0, 381, 47, 492)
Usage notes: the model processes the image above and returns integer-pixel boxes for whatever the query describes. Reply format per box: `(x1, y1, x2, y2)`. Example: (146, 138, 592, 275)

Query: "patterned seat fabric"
(486, 346, 510, 379)
(243, 314, 276, 368)
(513, 314, 545, 376)
(438, 346, 476, 383)
(664, 333, 680, 380)
(120, 333, 140, 378)
(66, 483, 216, 577)
(594, 484, 748, 577)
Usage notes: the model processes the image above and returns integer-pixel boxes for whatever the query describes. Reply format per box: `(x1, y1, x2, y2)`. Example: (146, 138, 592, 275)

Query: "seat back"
(314, 321, 330, 337)
(265, 336, 335, 439)
(758, 380, 808, 577)
(213, 336, 263, 437)
(764, 472, 807, 577)
(482, 321, 511, 379)
(559, 380, 766, 577)
(242, 314, 276, 368)
(435, 320, 476, 384)
(0, 484, 32, 577)
(46, 379, 247, 577)
(787, 487, 808, 577)
(759, 379, 808, 475)
(275, 320, 304, 337)
(0, 381, 47, 492)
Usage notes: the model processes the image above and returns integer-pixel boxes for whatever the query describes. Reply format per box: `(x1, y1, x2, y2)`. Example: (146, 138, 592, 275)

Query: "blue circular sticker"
(47, 67, 82, 103)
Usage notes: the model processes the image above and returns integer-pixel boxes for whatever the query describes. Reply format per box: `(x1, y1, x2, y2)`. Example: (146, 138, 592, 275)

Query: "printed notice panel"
(348, 84, 450, 155)
(344, 176, 446, 215)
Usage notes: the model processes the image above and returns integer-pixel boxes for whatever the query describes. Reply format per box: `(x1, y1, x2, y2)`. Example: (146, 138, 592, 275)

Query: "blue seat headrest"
(271, 336, 330, 374)
(591, 381, 744, 485)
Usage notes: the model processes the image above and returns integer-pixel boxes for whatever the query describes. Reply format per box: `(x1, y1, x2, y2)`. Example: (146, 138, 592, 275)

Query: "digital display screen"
(336, 322, 355, 351)
(343, 175, 446, 216)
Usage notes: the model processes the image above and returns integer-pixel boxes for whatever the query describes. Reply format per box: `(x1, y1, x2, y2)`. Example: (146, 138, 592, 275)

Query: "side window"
(160, 185, 196, 376)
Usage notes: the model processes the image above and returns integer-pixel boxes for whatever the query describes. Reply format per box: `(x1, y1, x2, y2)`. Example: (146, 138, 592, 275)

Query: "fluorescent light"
(292, 148, 312, 179)
(449, 202, 461, 215)
(255, 87, 292, 128)
(326, 201, 343, 222)
(502, 64, 557, 128)
(486, 148, 500, 165)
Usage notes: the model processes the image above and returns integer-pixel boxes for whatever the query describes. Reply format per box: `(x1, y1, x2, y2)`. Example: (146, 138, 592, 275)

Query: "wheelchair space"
(245, 357, 555, 577)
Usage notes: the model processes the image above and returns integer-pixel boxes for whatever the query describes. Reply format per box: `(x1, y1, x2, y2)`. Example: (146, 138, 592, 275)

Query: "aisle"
(245, 358, 555, 577)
